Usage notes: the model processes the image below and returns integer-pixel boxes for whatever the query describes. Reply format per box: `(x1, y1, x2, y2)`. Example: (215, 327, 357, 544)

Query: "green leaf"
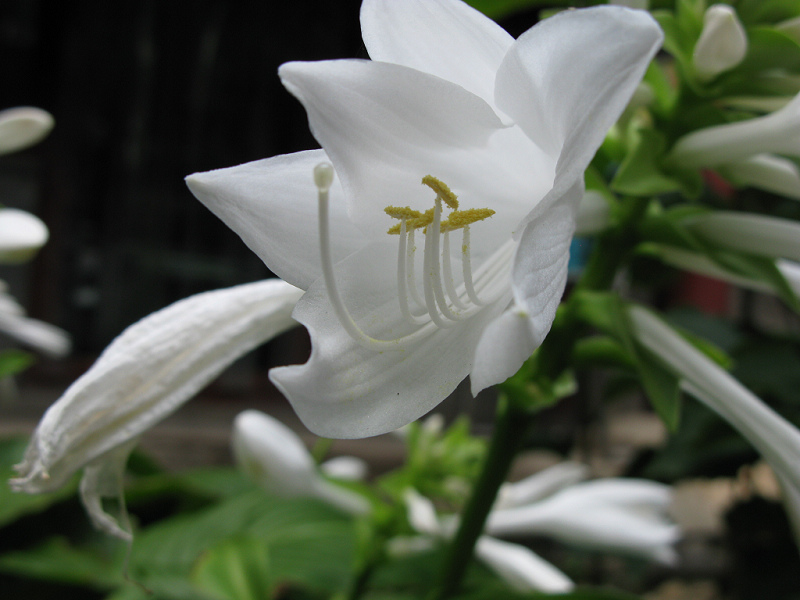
(0, 536, 125, 590)
(612, 128, 691, 197)
(130, 492, 355, 597)
(192, 536, 272, 600)
(571, 293, 683, 430)
(634, 344, 683, 432)
(0, 349, 35, 378)
(573, 336, 635, 370)
(737, 0, 800, 25)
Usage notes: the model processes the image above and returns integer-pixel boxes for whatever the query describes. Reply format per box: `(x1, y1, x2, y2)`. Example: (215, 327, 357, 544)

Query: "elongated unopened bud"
(671, 93, 800, 167)
(717, 154, 800, 200)
(693, 4, 747, 82)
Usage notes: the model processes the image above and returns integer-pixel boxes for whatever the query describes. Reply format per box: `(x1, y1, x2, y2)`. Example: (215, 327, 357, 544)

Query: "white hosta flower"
(487, 477, 679, 564)
(11, 279, 303, 539)
(402, 488, 574, 593)
(0, 107, 54, 155)
(0, 281, 70, 357)
(717, 154, 800, 200)
(628, 306, 800, 542)
(0, 208, 49, 263)
(671, 92, 800, 168)
(685, 211, 800, 262)
(693, 4, 748, 82)
(495, 461, 588, 510)
(232, 410, 369, 515)
(187, 0, 662, 438)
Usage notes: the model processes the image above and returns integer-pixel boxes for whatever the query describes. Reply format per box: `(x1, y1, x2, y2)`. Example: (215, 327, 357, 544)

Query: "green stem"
(430, 396, 533, 600)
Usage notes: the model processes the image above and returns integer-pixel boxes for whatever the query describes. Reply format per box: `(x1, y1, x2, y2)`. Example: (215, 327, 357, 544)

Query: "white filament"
(315, 164, 507, 351)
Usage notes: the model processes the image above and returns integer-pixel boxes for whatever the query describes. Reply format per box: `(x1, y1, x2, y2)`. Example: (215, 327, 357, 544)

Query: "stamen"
(462, 225, 486, 306)
(405, 228, 425, 311)
(422, 196, 456, 328)
(396, 218, 427, 325)
(422, 175, 458, 210)
(441, 230, 468, 310)
(315, 163, 438, 350)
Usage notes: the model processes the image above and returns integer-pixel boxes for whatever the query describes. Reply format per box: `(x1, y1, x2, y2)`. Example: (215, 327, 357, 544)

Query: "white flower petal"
(0, 107, 54, 155)
(495, 6, 662, 229)
(0, 208, 49, 263)
(629, 306, 800, 508)
(475, 536, 574, 593)
(471, 183, 579, 393)
(186, 150, 365, 290)
(79, 439, 138, 540)
(270, 242, 510, 439)
(11, 279, 302, 495)
(278, 58, 549, 249)
(360, 0, 513, 110)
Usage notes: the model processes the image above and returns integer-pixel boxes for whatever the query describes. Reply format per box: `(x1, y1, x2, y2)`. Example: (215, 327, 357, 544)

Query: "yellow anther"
(385, 206, 423, 220)
(422, 175, 459, 210)
(440, 208, 495, 232)
(387, 208, 435, 234)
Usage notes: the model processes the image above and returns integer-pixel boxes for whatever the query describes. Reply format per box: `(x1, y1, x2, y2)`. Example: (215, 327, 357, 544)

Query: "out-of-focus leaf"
(129, 491, 355, 597)
(0, 349, 35, 378)
(192, 535, 271, 600)
(0, 536, 124, 590)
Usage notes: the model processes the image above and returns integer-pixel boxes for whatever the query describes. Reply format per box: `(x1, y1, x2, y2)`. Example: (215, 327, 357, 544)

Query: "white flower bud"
(693, 4, 748, 82)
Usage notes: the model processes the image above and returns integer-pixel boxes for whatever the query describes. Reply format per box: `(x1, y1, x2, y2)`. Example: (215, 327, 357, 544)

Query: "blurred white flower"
(693, 4, 748, 82)
(0, 280, 70, 358)
(717, 154, 800, 200)
(11, 279, 303, 539)
(320, 455, 369, 481)
(686, 211, 800, 262)
(232, 409, 369, 515)
(0, 208, 49, 263)
(400, 488, 574, 593)
(671, 92, 800, 168)
(486, 467, 680, 565)
(0, 107, 54, 155)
